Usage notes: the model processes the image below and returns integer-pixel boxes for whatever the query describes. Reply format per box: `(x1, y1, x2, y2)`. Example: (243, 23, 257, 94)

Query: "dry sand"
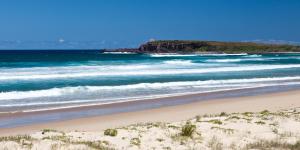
(0, 102, 299, 149)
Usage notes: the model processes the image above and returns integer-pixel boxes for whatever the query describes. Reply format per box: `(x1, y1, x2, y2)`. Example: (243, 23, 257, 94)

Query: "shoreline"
(0, 85, 285, 116)
(1, 88, 300, 136)
(1, 84, 300, 127)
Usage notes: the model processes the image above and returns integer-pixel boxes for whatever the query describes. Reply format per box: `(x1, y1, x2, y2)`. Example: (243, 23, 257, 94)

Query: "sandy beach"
(1, 1, 300, 149)
(1, 89, 299, 137)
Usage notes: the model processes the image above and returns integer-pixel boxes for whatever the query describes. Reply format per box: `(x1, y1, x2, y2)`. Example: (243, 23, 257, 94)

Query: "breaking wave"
(1, 64, 300, 80)
(1, 76, 300, 101)
(163, 60, 194, 65)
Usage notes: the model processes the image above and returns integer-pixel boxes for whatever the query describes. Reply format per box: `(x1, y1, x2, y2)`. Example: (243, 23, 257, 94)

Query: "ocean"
(1, 50, 300, 113)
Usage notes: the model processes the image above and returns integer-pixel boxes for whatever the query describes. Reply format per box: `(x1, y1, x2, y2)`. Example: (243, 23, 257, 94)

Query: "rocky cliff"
(104, 40, 300, 54)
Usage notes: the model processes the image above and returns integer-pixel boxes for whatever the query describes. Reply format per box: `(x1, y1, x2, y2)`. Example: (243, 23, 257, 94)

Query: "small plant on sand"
(241, 117, 252, 122)
(242, 112, 253, 117)
(208, 136, 223, 150)
(208, 119, 223, 125)
(41, 129, 58, 134)
(245, 140, 300, 150)
(196, 115, 201, 122)
(219, 112, 227, 117)
(50, 143, 59, 150)
(0, 135, 33, 149)
(271, 127, 278, 134)
(74, 141, 109, 150)
(163, 146, 172, 150)
(260, 110, 270, 116)
(279, 131, 294, 138)
(156, 138, 165, 142)
(269, 122, 279, 126)
(181, 122, 196, 137)
(130, 138, 141, 146)
(0, 135, 32, 143)
(226, 116, 240, 120)
(104, 129, 118, 137)
(168, 124, 180, 129)
(203, 114, 209, 117)
(255, 121, 266, 125)
(211, 126, 234, 134)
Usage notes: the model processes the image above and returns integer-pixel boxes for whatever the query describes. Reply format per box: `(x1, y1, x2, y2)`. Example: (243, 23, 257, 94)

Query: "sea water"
(1, 50, 300, 113)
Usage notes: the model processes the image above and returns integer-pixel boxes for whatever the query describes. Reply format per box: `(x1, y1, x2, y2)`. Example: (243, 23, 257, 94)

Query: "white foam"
(163, 60, 194, 65)
(13, 84, 293, 112)
(198, 53, 248, 56)
(150, 53, 249, 57)
(103, 52, 135, 54)
(206, 59, 243, 63)
(1, 64, 300, 80)
(150, 54, 197, 57)
(1, 76, 300, 101)
(205, 58, 265, 63)
(243, 54, 262, 58)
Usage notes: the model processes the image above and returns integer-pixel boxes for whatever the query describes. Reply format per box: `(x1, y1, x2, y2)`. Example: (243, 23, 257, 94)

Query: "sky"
(0, 0, 300, 49)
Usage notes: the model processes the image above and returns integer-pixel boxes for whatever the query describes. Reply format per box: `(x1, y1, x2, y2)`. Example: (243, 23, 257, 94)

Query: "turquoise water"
(1, 50, 300, 112)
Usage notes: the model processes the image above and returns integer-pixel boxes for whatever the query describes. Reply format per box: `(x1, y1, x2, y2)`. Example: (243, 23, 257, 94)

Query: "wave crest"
(1, 76, 300, 101)
(163, 60, 194, 65)
(1, 64, 300, 80)
(205, 58, 265, 63)
(150, 54, 197, 57)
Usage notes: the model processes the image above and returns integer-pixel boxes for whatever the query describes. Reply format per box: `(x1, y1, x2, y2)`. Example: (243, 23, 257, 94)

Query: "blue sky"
(0, 0, 300, 49)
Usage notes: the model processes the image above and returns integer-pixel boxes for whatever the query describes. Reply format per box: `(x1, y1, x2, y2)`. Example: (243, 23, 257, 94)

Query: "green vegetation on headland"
(104, 40, 300, 54)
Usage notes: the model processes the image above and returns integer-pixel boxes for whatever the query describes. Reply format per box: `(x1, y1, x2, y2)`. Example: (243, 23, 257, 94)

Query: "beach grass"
(180, 122, 196, 137)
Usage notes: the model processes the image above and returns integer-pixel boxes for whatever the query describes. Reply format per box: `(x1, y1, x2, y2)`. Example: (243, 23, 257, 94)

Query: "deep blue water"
(1, 50, 300, 112)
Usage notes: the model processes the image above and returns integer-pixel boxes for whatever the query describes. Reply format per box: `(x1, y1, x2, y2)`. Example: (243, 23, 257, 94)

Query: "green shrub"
(181, 122, 196, 137)
(130, 138, 141, 146)
(104, 129, 118, 136)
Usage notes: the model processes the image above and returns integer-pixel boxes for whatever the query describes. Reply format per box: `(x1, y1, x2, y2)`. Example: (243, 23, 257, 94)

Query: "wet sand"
(0, 89, 300, 136)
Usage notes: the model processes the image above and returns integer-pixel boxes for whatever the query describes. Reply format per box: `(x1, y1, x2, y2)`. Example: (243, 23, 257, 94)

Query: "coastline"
(1, 88, 300, 136)
(1, 84, 300, 128)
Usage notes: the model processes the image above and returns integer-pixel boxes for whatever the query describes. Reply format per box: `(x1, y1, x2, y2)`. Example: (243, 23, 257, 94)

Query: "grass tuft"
(211, 126, 234, 134)
(104, 129, 118, 137)
(226, 116, 240, 120)
(208, 119, 223, 125)
(219, 112, 227, 117)
(41, 129, 59, 134)
(181, 122, 196, 137)
(130, 138, 141, 146)
(255, 121, 266, 125)
(242, 112, 253, 117)
(246, 140, 300, 150)
(260, 110, 270, 116)
(156, 138, 165, 142)
(196, 115, 201, 122)
(0, 135, 32, 143)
